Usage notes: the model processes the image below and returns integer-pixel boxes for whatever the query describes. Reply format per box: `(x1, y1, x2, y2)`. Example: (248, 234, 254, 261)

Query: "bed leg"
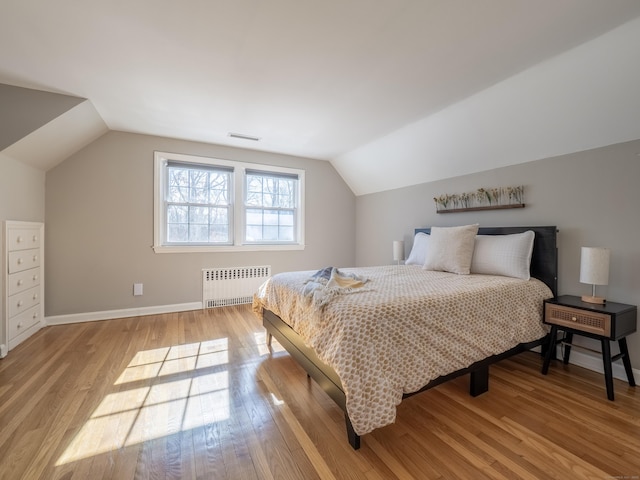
(266, 332, 272, 346)
(345, 414, 361, 450)
(470, 365, 489, 397)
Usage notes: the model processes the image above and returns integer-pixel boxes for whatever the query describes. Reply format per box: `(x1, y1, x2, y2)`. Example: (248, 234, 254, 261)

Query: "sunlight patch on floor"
(56, 340, 230, 466)
(254, 331, 285, 355)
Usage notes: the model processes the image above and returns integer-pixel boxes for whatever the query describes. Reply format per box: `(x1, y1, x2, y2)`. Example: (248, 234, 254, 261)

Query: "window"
(154, 152, 305, 252)
(166, 162, 232, 244)
(245, 170, 298, 243)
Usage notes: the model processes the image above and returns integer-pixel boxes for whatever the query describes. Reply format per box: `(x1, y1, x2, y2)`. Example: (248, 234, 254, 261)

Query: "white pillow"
(423, 224, 479, 274)
(405, 232, 430, 265)
(470, 230, 535, 280)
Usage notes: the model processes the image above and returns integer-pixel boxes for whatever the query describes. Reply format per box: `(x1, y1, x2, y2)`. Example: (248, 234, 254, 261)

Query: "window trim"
(153, 151, 305, 253)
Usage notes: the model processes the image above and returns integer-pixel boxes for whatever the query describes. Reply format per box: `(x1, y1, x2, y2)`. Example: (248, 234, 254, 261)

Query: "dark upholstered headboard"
(415, 226, 558, 297)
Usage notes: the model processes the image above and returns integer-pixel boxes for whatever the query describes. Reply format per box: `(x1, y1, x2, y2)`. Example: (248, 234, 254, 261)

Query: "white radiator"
(202, 265, 271, 308)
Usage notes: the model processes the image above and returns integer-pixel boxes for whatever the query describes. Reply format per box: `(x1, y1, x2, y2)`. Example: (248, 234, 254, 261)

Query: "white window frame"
(153, 151, 305, 253)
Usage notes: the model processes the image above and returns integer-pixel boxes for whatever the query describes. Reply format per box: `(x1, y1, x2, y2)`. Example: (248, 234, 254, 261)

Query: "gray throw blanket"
(302, 267, 369, 309)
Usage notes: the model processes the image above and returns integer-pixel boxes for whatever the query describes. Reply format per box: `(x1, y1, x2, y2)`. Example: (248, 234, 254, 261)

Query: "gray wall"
(45, 131, 356, 316)
(0, 153, 45, 221)
(356, 138, 640, 369)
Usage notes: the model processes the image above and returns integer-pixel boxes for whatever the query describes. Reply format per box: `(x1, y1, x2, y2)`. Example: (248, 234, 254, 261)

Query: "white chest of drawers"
(1, 221, 45, 357)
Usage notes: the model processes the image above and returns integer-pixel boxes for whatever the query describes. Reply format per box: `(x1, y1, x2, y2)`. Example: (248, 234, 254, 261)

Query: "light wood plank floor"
(0, 305, 638, 479)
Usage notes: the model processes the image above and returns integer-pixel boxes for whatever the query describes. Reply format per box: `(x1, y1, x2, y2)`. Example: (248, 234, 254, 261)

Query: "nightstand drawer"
(545, 303, 610, 337)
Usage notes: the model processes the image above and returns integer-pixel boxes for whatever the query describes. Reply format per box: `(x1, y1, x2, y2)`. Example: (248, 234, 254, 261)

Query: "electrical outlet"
(133, 283, 143, 296)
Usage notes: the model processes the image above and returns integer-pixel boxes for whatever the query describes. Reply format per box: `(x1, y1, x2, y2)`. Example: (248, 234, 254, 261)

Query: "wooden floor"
(0, 306, 639, 479)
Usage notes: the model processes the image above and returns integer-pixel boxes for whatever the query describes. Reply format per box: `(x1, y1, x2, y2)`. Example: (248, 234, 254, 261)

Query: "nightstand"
(541, 295, 637, 400)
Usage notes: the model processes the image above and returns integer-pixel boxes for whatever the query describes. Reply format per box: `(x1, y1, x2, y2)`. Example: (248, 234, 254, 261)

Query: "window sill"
(153, 244, 306, 254)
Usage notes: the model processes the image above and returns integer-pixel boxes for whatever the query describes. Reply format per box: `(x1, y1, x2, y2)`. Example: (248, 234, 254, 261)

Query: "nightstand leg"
(541, 326, 558, 375)
(618, 337, 636, 387)
(562, 331, 574, 364)
(601, 339, 614, 401)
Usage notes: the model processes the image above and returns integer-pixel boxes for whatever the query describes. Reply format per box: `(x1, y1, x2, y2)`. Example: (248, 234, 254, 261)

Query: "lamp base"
(581, 295, 606, 304)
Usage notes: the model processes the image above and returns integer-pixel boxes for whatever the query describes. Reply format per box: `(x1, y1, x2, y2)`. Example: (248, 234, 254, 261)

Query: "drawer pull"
(17, 322, 23, 329)
(33, 293, 38, 300)
(17, 280, 23, 286)
(17, 236, 23, 243)
(17, 258, 23, 265)
(32, 255, 38, 262)
(32, 235, 38, 242)
(572, 316, 577, 322)
(33, 312, 39, 319)
(17, 300, 23, 307)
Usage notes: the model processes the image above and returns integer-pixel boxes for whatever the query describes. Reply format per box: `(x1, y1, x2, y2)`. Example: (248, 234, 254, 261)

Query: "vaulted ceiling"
(2, 1, 640, 194)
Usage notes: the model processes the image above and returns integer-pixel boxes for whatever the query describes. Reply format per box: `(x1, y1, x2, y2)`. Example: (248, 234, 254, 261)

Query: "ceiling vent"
(228, 132, 261, 141)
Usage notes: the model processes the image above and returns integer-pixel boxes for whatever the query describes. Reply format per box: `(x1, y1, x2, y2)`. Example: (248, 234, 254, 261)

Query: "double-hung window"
(245, 170, 298, 244)
(154, 152, 305, 252)
(166, 162, 232, 244)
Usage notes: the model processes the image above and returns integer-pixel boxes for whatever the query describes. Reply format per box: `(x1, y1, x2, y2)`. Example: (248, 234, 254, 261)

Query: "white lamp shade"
(580, 247, 610, 286)
(393, 240, 405, 262)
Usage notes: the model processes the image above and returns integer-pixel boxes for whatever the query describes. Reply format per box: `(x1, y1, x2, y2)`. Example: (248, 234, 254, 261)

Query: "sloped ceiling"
(1, 1, 640, 193)
(335, 16, 640, 194)
(0, 84, 108, 171)
(0, 84, 84, 151)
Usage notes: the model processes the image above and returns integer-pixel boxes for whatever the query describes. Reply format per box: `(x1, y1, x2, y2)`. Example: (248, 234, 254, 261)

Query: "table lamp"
(393, 240, 404, 265)
(579, 246, 610, 304)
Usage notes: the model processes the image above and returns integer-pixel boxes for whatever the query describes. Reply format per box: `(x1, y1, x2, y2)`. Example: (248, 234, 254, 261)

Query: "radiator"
(202, 265, 271, 308)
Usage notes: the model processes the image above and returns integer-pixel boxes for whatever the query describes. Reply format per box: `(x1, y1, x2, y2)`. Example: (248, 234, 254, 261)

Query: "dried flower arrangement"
(434, 186, 524, 213)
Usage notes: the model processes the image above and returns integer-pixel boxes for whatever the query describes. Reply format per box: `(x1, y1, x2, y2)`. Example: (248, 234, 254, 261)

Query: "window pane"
(263, 209, 279, 226)
(189, 225, 208, 242)
(167, 205, 188, 223)
(209, 225, 228, 242)
(245, 225, 261, 242)
(246, 208, 262, 225)
(168, 186, 189, 203)
(167, 224, 188, 243)
(263, 226, 278, 241)
(190, 170, 208, 189)
(246, 191, 261, 206)
(169, 169, 189, 187)
(247, 176, 263, 193)
(279, 226, 294, 241)
(279, 210, 294, 226)
(189, 206, 209, 224)
(210, 207, 228, 225)
(189, 187, 207, 204)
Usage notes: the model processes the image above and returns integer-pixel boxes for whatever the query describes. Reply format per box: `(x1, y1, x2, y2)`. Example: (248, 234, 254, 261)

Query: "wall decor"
(434, 186, 524, 213)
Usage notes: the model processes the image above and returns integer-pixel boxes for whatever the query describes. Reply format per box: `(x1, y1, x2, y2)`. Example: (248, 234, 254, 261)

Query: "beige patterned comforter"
(253, 265, 552, 435)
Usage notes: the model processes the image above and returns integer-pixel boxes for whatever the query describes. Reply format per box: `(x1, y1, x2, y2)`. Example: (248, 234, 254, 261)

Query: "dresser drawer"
(545, 303, 611, 337)
(7, 227, 42, 252)
(7, 248, 41, 274)
(8, 304, 41, 341)
(8, 285, 41, 319)
(7, 267, 41, 296)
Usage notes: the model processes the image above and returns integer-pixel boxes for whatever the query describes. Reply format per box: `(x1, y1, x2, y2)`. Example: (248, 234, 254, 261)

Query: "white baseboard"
(562, 347, 640, 383)
(45, 302, 203, 326)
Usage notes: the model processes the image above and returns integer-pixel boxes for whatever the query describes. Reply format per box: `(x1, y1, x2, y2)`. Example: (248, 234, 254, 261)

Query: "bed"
(253, 226, 558, 449)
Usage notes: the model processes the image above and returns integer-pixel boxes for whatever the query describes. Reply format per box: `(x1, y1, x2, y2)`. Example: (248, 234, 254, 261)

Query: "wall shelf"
(436, 204, 525, 214)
